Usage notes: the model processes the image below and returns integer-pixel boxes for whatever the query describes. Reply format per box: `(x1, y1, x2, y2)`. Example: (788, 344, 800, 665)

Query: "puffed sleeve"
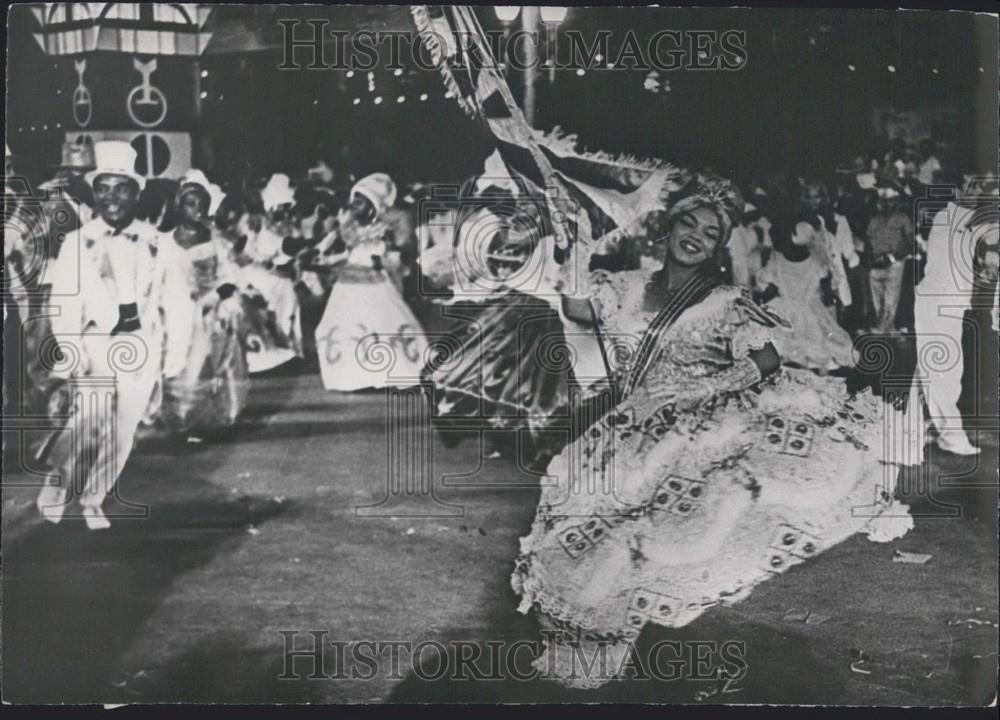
(725, 292, 791, 359)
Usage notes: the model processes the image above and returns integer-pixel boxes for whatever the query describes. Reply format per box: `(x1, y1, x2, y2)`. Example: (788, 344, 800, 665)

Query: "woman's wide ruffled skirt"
(315, 269, 429, 391)
(239, 265, 303, 374)
(511, 368, 913, 688)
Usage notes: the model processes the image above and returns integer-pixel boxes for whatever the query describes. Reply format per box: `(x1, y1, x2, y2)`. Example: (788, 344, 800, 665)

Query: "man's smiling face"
(93, 174, 140, 228)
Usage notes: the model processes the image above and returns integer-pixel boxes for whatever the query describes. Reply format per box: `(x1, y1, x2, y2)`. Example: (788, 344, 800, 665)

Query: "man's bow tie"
(107, 228, 139, 242)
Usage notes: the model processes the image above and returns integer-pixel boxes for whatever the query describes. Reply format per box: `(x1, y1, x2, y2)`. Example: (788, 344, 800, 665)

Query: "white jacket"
(916, 202, 982, 318)
(45, 216, 193, 379)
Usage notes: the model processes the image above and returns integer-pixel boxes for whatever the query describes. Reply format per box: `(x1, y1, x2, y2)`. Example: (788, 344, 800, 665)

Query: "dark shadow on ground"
(1, 492, 289, 703)
(384, 588, 839, 704)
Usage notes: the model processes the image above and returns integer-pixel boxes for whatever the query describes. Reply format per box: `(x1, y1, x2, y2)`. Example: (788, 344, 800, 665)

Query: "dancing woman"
(156, 172, 250, 432)
(315, 174, 429, 391)
(802, 180, 860, 310)
(756, 195, 857, 373)
(235, 174, 305, 373)
(511, 176, 912, 688)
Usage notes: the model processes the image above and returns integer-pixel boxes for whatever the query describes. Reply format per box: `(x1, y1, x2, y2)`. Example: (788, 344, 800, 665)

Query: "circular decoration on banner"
(127, 58, 168, 128)
(72, 59, 92, 128)
(131, 134, 172, 178)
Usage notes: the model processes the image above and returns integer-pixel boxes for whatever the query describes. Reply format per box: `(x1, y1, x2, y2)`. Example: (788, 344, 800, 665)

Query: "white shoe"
(936, 435, 981, 456)
(82, 505, 111, 530)
(36, 485, 69, 524)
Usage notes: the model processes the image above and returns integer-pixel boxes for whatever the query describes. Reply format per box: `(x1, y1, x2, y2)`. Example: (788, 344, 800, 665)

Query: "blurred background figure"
(726, 200, 772, 292)
(918, 138, 943, 185)
(865, 182, 914, 334)
(758, 207, 855, 373)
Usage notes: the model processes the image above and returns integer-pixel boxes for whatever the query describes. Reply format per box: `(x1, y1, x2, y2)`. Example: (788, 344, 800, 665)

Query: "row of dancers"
(4, 136, 997, 688)
(4, 140, 426, 528)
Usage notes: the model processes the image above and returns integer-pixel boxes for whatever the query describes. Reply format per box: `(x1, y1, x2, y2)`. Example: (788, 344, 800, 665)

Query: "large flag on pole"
(411, 5, 581, 254)
(410, 5, 682, 279)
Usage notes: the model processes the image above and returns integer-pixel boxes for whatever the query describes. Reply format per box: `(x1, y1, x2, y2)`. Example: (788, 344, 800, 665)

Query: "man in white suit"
(36, 141, 192, 529)
(913, 176, 999, 456)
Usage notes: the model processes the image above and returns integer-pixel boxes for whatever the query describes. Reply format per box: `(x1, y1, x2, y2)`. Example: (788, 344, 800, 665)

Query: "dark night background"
(6, 5, 998, 188)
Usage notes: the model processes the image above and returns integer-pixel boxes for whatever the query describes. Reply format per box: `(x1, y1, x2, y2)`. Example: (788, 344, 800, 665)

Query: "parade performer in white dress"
(802, 180, 860, 311)
(232, 173, 303, 373)
(511, 176, 913, 688)
(726, 202, 772, 291)
(156, 171, 250, 432)
(35, 141, 192, 530)
(315, 173, 429, 391)
(757, 219, 856, 372)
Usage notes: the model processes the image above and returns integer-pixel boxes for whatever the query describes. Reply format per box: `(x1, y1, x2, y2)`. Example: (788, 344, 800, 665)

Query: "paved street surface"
(3, 359, 997, 705)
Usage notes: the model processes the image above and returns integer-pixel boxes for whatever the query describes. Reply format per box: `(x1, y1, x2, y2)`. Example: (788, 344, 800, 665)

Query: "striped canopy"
(30, 3, 214, 56)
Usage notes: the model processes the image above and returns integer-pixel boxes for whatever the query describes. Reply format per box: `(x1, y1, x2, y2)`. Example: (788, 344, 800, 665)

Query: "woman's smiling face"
(666, 205, 722, 267)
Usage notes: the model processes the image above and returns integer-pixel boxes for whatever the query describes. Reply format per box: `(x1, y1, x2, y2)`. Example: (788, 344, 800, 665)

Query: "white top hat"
(262, 173, 295, 212)
(85, 140, 146, 190)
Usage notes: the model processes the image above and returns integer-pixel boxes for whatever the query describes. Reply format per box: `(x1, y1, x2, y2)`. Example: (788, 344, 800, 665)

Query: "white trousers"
(913, 300, 970, 446)
(48, 332, 160, 508)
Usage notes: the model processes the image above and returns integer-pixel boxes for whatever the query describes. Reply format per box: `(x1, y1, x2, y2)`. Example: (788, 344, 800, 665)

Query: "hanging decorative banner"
(72, 58, 92, 127)
(127, 57, 168, 128)
(31, 3, 215, 57)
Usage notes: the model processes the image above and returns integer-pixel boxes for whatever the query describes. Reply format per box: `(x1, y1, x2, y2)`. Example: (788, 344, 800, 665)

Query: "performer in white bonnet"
(234, 172, 304, 372)
(315, 173, 429, 391)
(154, 168, 250, 432)
(36, 141, 192, 530)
